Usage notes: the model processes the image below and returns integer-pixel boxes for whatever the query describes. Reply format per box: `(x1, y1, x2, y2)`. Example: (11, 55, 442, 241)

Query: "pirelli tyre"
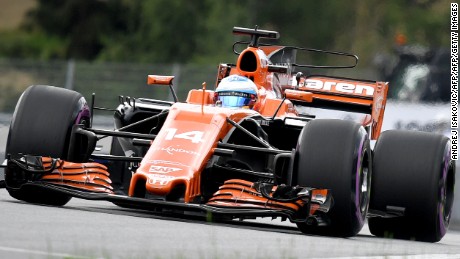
(368, 130, 455, 242)
(293, 119, 371, 237)
(5, 85, 90, 206)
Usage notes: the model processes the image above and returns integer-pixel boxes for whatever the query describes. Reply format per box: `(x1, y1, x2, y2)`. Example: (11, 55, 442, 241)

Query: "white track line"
(0, 245, 104, 259)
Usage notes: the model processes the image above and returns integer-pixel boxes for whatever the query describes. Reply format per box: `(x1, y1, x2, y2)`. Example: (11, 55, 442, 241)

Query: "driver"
(215, 75, 258, 109)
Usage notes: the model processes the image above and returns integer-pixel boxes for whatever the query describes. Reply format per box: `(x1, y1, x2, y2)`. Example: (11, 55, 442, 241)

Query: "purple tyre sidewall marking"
(355, 128, 367, 226)
(75, 101, 90, 125)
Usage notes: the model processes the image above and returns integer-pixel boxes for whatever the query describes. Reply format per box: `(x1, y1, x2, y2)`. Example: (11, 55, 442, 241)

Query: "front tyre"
(5, 85, 90, 206)
(294, 119, 371, 237)
(368, 130, 455, 242)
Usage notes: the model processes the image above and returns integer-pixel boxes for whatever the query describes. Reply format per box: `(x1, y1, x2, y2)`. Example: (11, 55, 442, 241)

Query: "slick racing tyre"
(294, 119, 371, 237)
(5, 85, 90, 206)
(368, 130, 455, 242)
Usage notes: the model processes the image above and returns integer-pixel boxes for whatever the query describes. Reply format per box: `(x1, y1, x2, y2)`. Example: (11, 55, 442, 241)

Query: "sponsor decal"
(301, 79, 374, 96)
(153, 145, 200, 156)
(148, 165, 182, 174)
(147, 174, 174, 185)
(149, 160, 190, 167)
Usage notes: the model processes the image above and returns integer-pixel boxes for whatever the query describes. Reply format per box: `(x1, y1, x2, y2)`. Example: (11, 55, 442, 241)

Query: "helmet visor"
(217, 91, 254, 108)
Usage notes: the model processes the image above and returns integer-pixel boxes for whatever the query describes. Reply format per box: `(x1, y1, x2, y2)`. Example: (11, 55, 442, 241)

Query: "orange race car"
(0, 26, 455, 242)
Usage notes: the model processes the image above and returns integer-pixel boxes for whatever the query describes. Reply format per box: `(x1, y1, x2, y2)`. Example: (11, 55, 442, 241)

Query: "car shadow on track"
(63, 200, 377, 239)
(1, 192, 375, 239)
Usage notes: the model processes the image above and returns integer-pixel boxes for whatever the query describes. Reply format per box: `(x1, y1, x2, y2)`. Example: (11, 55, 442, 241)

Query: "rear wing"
(288, 75, 388, 140)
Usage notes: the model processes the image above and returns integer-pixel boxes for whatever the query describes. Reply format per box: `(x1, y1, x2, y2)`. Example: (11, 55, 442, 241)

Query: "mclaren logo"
(149, 165, 182, 174)
(302, 79, 374, 96)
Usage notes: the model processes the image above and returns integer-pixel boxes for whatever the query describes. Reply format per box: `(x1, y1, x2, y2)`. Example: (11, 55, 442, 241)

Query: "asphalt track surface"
(1, 115, 460, 258)
(1, 191, 460, 259)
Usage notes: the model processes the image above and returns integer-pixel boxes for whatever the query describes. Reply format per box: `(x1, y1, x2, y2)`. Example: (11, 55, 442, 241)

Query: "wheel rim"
(360, 166, 369, 214)
(439, 146, 454, 235)
(355, 130, 370, 222)
(75, 101, 90, 126)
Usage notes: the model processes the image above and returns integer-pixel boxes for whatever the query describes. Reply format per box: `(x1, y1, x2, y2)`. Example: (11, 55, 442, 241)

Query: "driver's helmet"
(215, 75, 258, 109)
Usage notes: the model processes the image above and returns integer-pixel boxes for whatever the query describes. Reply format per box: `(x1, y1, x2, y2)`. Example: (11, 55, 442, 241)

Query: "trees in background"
(0, 0, 451, 66)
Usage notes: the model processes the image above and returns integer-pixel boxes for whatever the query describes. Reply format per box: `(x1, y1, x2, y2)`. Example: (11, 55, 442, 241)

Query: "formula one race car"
(1, 26, 455, 242)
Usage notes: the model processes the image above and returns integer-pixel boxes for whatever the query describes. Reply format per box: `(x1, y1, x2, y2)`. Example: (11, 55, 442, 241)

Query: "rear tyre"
(294, 119, 371, 237)
(368, 130, 455, 242)
(5, 85, 90, 206)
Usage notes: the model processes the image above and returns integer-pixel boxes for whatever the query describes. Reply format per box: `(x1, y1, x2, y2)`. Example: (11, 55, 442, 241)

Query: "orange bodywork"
(297, 76, 388, 139)
(129, 103, 259, 202)
(207, 179, 305, 212)
(216, 45, 388, 139)
(207, 179, 329, 215)
(40, 157, 113, 193)
(137, 40, 389, 204)
(186, 89, 215, 105)
(147, 75, 175, 85)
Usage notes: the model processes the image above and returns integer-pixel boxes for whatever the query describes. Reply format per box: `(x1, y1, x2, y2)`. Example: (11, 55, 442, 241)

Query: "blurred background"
(0, 0, 455, 224)
(0, 0, 452, 110)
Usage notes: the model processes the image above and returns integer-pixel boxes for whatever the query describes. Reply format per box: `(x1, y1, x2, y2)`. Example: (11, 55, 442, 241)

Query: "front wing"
(1, 156, 332, 226)
(10, 181, 327, 224)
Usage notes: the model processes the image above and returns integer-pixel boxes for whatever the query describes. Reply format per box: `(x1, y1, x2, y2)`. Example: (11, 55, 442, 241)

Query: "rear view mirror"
(147, 75, 174, 85)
